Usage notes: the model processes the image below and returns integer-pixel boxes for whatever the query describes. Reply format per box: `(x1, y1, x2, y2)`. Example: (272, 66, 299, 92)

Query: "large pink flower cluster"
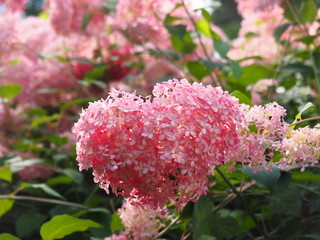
(280, 124, 320, 171)
(73, 79, 244, 209)
(118, 202, 166, 240)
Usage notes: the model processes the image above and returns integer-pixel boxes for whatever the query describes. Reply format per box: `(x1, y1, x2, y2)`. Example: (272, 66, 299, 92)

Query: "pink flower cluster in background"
(280, 124, 320, 171)
(117, 202, 166, 240)
(73, 79, 244, 209)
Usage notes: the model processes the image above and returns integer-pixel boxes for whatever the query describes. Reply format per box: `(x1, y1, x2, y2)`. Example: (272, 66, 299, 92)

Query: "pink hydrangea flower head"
(118, 202, 166, 240)
(104, 234, 131, 240)
(46, 0, 107, 35)
(73, 79, 244, 209)
(0, 0, 28, 12)
(279, 124, 320, 170)
(233, 102, 289, 166)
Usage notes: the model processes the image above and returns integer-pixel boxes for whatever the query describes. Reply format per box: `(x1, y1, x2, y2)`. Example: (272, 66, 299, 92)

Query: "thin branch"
(0, 195, 87, 209)
(288, 116, 320, 127)
(154, 216, 179, 239)
(180, 0, 221, 86)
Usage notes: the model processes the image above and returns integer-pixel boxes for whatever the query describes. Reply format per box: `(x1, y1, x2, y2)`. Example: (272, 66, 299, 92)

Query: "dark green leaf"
(16, 213, 47, 237)
(231, 90, 253, 106)
(29, 184, 65, 200)
(166, 24, 187, 39)
(210, 214, 239, 239)
(244, 165, 280, 190)
(292, 171, 320, 183)
(268, 189, 301, 216)
(295, 35, 318, 45)
(103, 0, 118, 13)
(0, 199, 14, 217)
(0, 84, 23, 100)
(81, 13, 93, 30)
(284, 0, 317, 23)
(40, 215, 100, 240)
(61, 98, 98, 112)
(186, 61, 212, 80)
(110, 212, 125, 232)
(192, 196, 213, 239)
(273, 23, 290, 42)
(228, 60, 242, 80)
(46, 176, 73, 186)
(61, 168, 83, 184)
(85, 66, 108, 79)
(214, 39, 229, 58)
(0, 166, 12, 182)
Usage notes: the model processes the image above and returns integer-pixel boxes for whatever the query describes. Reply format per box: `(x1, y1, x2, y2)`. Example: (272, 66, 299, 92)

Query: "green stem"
(215, 167, 269, 239)
(284, 0, 320, 94)
(180, 0, 221, 87)
(0, 195, 87, 209)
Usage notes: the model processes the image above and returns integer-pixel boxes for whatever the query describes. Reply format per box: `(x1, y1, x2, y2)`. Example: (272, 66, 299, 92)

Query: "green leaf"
(81, 13, 93, 30)
(268, 189, 301, 216)
(196, 19, 211, 36)
(186, 61, 212, 80)
(201, 9, 211, 22)
(299, 0, 317, 23)
(228, 65, 273, 87)
(110, 212, 125, 232)
(244, 165, 280, 190)
(164, 14, 183, 24)
(30, 184, 65, 200)
(61, 168, 83, 184)
(46, 176, 73, 187)
(292, 171, 320, 183)
(0, 199, 14, 217)
(61, 98, 97, 112)
(295, 102, 314, 120)
(210, 214, 238, 239)
(295, 35, 318, 45)
(0, 166, 12, 182)
(103, 0, 118, 13)
(40, 215, 100, 240)
(166, 24, 187, 39)
(16, 213, 47, 237)
(192, 196, 213, 239)
(273, 23, 290, 42)
(198, 235, 216, 240)
(85, 66, 108, 80)
(7, 157, 42, 172)
(170, 34, 197, 54)
(284, 0, 317, 23)
(0, 84, 23, 100)
(31, 114, 61, 128)
(231, 90, 253, 106)
(228, 60, 242, 80)
(214, 39, 229, 58)
(0, 233, 20, 240)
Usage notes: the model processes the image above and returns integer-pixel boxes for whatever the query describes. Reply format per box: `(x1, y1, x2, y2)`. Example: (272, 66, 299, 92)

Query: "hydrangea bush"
(0, 0, 320, 239)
